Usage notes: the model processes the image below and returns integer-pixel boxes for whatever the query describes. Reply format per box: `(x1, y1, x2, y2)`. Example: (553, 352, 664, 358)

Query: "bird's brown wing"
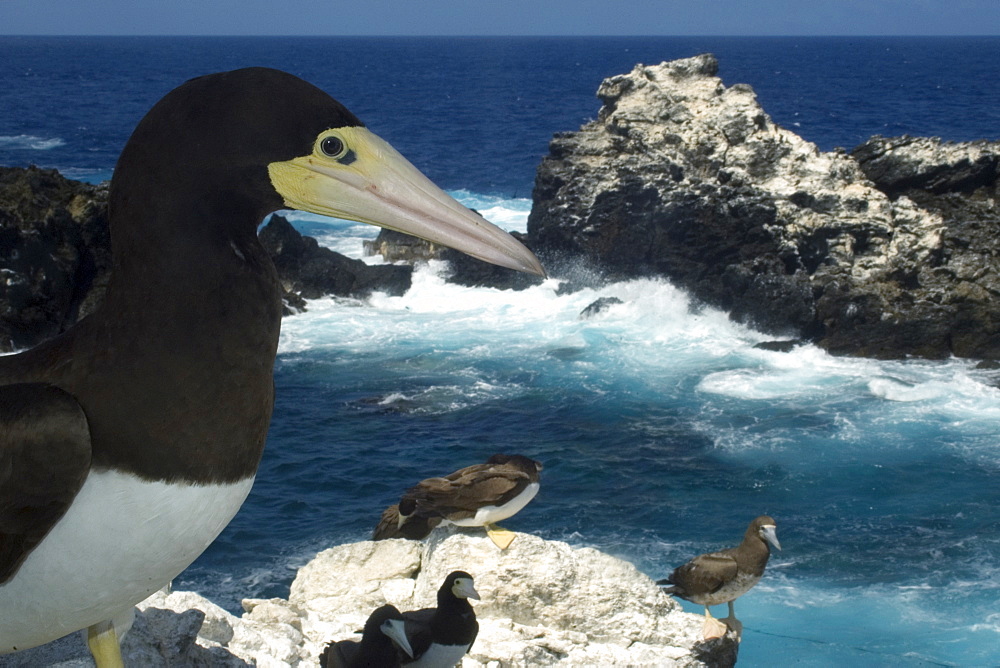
(372, 503, 439, 540)
(406, 468, 531, 521)
(669, 550, 739, 597)
(0, 383, 92, 583)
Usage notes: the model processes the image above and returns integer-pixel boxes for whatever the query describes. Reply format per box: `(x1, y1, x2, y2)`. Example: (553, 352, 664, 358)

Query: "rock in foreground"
(1, 532, 737, 667)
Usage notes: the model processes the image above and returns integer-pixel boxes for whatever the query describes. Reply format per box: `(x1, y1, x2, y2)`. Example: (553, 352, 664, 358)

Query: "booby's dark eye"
(320, 135, 346, 158)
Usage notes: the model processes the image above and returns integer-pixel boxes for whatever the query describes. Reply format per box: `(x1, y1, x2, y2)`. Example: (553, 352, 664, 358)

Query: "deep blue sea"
(3, 36, 1000, 666)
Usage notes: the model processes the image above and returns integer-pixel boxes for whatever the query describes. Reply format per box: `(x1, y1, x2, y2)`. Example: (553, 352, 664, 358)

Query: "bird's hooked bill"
(268, 126, 545, 277)
(761, 524, 781, 551)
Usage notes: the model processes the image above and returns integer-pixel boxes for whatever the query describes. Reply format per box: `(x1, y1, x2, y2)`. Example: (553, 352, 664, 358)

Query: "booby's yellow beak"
(268, 126, 545, 276)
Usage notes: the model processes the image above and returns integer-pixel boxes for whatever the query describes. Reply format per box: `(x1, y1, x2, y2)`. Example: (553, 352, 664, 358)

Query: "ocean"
(2, 36, 999, 666)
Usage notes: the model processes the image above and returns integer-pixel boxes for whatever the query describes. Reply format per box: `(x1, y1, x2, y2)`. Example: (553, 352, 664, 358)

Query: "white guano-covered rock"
(0, 531, 737, 667)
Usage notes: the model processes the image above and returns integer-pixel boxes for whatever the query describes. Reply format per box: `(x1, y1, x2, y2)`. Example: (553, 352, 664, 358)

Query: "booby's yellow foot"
(486, 524, 516, 549)
(87, 620, 125, 668)
(702, 614, 729, 640)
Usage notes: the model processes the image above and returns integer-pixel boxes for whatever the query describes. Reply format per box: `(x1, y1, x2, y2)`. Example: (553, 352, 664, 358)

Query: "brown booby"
(320, 604, 413, 668)
(0, 67, 543, 667)
(374, 454, 542, 548)
(657, 515, 780, 639)
(399, 571, 479, 668)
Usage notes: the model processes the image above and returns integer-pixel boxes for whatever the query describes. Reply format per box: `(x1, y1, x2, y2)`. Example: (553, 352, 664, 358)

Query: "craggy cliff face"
(527, 54, 1000, 360)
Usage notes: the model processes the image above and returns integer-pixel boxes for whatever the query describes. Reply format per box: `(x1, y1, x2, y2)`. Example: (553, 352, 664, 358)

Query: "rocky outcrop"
(0, 166, 110, 352)
(259, 215, 413, 312)
(527, 54, 1000, 359)
(2, 532, 738, 667)
(0, 167, 415, 352)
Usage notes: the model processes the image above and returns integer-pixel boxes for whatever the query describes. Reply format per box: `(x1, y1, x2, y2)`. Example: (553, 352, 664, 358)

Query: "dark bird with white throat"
(658, 515, 781, 640)
(399, 571, 480, 668)
(0, 67, 543, 667)
(320, 604, 413, 668)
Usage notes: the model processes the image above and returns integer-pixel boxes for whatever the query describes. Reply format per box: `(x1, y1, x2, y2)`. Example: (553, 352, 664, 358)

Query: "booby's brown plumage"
(374, 454, 542, 547)
(0, 67, 542, 666)
(658, 515, 780, 639)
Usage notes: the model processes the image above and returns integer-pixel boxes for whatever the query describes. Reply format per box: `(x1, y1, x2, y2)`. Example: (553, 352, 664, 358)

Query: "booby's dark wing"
(406, 467, 533, 521)
(0, 383, 91, 583)
(665, 549, 739, 599)
(399, 607, 436, 660)
(372, 504, 440, 541)
(320, 637, 358, 668)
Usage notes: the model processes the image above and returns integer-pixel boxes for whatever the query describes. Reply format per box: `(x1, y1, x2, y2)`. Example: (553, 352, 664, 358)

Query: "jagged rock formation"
(259, 215, 413, 312)
(0, 167, 414, 352)
(1, 532, 739, 667)
(527, 54, 1000, 359)
(0, 166, 110, 351)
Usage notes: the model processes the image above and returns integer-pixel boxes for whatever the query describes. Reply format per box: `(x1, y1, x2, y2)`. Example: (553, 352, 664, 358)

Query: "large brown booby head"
(111, 67, 544, 277)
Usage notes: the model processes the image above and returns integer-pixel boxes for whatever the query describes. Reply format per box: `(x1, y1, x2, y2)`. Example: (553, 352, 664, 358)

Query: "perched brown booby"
(375, 454, 542, 548)
(399, 571, 479, 668)
(320, 604, 413, 668)
(0, 67, 543, 667)
(657, 515, 780, 640)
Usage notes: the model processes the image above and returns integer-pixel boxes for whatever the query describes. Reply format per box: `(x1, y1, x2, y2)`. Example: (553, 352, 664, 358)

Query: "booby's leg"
(720, 600, 743, 639)
(485, 523, 517, 549)
(86, 620, 125, 668)
(701, 606, 729, 640)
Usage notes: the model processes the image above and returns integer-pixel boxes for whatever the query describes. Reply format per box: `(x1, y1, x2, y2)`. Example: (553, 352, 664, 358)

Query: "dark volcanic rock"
(0, 166, 111, 351)
(363, 228, 444, 263)
(0, 168, 415, 351)
(580, 296, 623, 319)
(365, 223, 545, 292)
(527, 54, 1000, 359)
(258, 215, 412, 308)
(852, 135, 1000, 197)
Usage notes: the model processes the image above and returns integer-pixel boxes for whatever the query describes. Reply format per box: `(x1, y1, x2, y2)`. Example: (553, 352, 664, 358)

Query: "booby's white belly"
(447, 482, 540, 527)
(406, 642, 472, 668)
(0, 468, 254, 654)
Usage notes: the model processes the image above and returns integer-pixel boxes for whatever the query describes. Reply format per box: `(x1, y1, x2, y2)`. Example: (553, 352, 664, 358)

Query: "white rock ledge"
(0, 531, 738, 667)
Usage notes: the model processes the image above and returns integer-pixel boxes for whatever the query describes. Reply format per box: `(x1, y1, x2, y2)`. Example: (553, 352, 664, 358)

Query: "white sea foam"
(277, 190, 1000, 474)
(0, 134, 65, 150)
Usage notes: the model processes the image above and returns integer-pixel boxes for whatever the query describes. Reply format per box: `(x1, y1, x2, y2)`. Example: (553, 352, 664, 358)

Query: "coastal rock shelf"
(527, 54, 1000, 359)
(4, 54, 999, 359)
(2, 532, 738, 667)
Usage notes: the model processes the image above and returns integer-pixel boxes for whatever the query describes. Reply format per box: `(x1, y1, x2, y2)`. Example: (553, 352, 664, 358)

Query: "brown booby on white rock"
(658, 515, 780, 639)
(374, 454, 542, 548)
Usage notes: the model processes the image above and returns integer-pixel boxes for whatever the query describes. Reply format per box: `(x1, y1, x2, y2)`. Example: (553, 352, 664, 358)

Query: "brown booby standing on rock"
(399, 571, 479, 668)
(320, 604, 413, 668)
(657, 515, 780, 640)
(373, 454, 542, 548)
(0, 67, 543, 667)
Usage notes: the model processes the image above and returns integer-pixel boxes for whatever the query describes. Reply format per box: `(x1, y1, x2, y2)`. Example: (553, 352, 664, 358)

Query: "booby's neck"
(737, 528, 772, 575)
(38, 183, 286, 483)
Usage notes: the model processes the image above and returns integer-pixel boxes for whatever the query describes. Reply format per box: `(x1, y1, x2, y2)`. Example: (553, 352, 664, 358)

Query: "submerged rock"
(3, 532, 738, 667)
(527, 54, 1000, 359)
